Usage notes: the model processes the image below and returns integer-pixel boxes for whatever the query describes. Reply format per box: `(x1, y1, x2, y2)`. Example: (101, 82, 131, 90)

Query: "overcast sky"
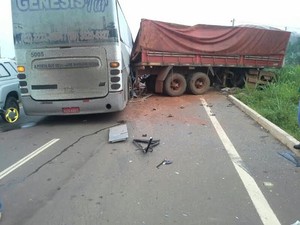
(1, 0, 300, 58)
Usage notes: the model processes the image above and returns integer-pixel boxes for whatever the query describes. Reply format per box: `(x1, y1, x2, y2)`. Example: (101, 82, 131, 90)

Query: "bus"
(11, 0, 133, 115)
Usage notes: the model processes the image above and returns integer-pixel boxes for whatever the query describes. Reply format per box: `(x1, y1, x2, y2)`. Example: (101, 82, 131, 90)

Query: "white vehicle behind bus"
(0, 58, 20, 123)
(11, 0, 133, 115)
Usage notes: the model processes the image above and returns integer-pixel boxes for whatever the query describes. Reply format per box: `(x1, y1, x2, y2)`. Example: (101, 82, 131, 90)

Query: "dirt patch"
(118, 93, 210, 126)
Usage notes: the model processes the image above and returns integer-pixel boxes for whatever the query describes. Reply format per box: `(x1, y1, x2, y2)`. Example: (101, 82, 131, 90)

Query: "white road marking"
(201, 98, 281, 225)
(0, 139, 60, 181)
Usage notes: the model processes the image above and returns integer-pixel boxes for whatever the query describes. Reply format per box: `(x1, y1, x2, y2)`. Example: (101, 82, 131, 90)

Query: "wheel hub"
(171, 80, 180, 90)
(4, 107, 19, 123)
(195, 79, 204, 88)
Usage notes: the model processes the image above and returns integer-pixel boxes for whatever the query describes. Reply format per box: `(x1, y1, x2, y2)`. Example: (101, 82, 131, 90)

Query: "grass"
(234, 65, 300, 141)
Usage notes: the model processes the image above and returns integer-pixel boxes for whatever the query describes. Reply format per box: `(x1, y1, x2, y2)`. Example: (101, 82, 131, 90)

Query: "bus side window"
(117, 2, 133, 48)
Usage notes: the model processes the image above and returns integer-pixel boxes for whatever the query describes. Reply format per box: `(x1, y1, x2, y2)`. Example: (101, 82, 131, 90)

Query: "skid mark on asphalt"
(200, 98, 281, 225)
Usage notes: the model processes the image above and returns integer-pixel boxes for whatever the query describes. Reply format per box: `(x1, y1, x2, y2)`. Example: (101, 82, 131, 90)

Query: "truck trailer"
(131, 19, 291, 96)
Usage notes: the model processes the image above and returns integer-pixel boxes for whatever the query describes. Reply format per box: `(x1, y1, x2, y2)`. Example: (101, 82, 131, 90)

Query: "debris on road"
(156, 159, 173, 169)
(109, 124, 128, 143)
(278, 151, 300, 167)
(263, 181, 274, 188)
(133, 137, 160, 153)
(221, 87, 239, 94)
(144, 137, 153, 153)
(291, 220, 300, 225)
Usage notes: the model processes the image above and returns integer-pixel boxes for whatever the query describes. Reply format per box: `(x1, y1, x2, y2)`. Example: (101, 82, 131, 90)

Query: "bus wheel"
(164, 73, 187, 96)
(1, 97, 20, 123)
(187, 72, 210, 95)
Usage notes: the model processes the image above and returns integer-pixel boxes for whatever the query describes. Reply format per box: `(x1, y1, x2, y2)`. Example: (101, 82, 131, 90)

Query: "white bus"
(11, 0, 133, 115)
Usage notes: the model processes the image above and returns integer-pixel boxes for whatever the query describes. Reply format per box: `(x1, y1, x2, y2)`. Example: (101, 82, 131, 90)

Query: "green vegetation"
(234, 33, 300, 140)
(285, 33, 300, 65)
(235, 66, 300, 140)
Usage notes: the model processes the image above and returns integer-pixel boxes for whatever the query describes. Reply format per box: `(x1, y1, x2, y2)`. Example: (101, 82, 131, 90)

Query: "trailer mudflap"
(155, 66, 173, 93)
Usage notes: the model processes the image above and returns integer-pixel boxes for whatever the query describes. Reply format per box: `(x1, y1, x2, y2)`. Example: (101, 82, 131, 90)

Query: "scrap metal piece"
(156, 159, 173, 169)
(164, 160, 173, 165)
(156, 159, 166, 169)
(132, 139, 144, 150)
(132, 138, 160, 153)
(144, 137, 153, 153)
(109, 124, 128, 143)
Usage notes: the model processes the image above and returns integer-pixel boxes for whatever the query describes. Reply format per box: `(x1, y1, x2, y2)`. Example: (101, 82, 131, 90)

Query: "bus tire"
(164, 73, 187, 96)
(1, 97, 20, 123)
(187, 72, 210, 95)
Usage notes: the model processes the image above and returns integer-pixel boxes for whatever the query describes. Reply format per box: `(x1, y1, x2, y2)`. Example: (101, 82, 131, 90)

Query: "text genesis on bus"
(16, 0, 108, 12)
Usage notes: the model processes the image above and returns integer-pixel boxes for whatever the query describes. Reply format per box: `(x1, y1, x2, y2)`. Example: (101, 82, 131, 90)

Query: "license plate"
(62, 107, 80, 114)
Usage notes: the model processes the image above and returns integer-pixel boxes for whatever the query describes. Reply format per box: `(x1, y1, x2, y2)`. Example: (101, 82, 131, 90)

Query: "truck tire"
(164, 73, 187, 96)
(1, 96, 20, 123)
(187, 72, 210, 95)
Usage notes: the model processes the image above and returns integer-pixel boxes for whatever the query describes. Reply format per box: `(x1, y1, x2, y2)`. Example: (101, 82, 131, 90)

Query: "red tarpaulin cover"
(131, 19, 291, 61)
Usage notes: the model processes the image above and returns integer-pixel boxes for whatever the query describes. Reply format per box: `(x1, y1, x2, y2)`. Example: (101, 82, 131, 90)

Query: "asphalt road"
(0, 89, 300, 225)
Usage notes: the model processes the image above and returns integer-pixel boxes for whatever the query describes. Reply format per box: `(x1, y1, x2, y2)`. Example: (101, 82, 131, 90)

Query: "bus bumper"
(21, 91, 127, 116)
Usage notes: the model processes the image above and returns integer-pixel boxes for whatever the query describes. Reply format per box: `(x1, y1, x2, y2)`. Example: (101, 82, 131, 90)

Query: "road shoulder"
(228, 95, 300, 157)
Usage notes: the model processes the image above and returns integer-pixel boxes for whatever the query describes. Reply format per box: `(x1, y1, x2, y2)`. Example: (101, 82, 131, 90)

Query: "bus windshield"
(12, 0, 119, 49)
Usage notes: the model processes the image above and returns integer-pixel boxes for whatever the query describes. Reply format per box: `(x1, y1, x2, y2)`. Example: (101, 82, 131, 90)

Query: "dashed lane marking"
(0, 139, 60, 181)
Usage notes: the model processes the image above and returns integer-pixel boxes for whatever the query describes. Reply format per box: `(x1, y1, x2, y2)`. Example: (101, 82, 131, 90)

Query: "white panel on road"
(109, 124, 128, 143)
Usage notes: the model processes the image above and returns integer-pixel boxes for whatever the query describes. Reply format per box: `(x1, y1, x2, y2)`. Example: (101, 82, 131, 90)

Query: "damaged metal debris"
(108, 127, 171, 168)
(109, 124, 129, 143)
(156, 159, 173, 169)
(132, 137, 173, 169)
(133, 137, 160, 153)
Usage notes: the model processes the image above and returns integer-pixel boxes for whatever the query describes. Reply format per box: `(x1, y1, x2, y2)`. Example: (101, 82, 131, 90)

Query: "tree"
(286, 33, 300, 65)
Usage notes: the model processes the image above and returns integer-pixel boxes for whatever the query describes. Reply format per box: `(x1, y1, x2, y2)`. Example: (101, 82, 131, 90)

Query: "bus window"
(117, 3, 133, 47)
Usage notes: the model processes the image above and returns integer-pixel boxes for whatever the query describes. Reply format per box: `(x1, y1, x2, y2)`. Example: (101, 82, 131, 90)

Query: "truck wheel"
(187, 72, 210, 95)
(164, 73, 187, 96)
(1, 97, 20, 123)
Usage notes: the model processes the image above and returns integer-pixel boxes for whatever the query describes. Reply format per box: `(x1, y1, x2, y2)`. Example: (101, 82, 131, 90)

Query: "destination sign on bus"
(16, 0, 108, 12)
